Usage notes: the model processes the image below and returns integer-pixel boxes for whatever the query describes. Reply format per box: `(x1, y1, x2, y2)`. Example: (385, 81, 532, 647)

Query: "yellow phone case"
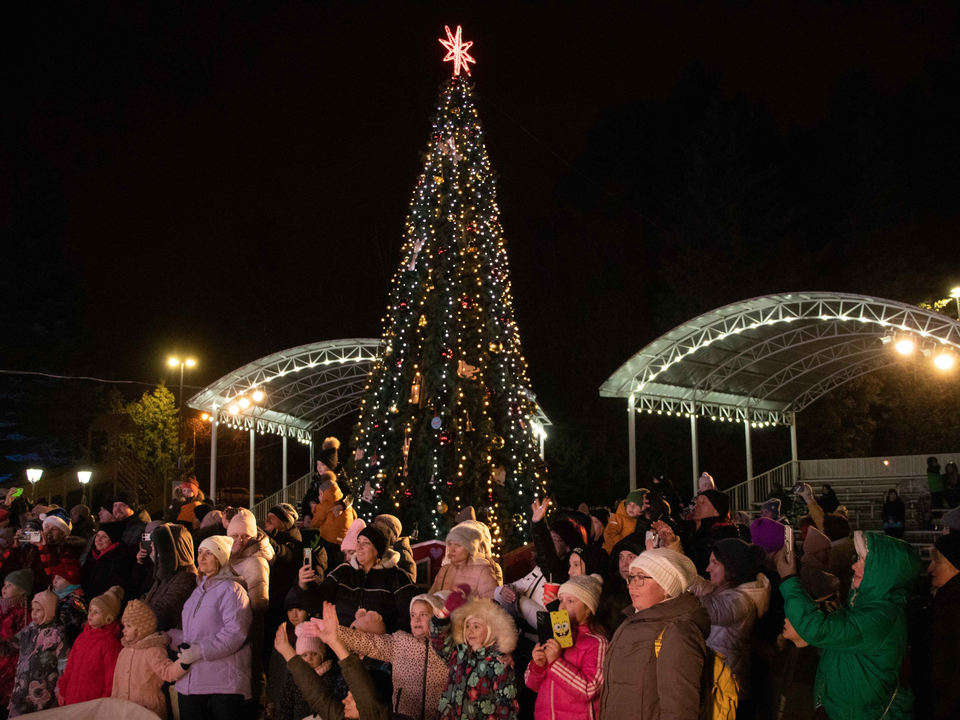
(550, 610, 573, 648)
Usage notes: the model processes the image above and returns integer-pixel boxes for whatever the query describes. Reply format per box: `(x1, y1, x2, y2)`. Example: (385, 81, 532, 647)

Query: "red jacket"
(524, 624, 607, 720)
(57, 621, 123, 705)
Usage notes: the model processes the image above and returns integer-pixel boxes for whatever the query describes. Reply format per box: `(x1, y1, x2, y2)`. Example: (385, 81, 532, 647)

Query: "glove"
(442, 583, 471, 616)
(177, 643, 202, 667)
(300, 618, 325, 638)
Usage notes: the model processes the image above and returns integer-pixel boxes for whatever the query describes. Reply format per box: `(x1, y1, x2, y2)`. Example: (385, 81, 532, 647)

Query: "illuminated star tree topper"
(439, 24, 476, 76)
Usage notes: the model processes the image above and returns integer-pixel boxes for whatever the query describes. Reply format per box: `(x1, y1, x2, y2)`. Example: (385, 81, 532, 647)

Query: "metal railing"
(251, 471, 312, 522)
(728, 452, 960, 512)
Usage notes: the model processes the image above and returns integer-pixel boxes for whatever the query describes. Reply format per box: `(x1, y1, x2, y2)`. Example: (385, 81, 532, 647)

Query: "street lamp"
(951, 287, 960, 320)
(168, 356, 197, 482)
(77, 471, 91, 505)
(26, 468, 42, 503)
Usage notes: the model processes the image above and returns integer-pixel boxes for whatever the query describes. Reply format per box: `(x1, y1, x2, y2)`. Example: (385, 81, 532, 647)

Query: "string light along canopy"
(601, 292, 960, 495)
(439, 25, 476, 76)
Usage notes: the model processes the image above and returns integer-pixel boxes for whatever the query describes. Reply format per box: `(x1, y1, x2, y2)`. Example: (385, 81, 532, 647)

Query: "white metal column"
(282, 435, 289, 503)
(209, 407, 218, 504)
(309, 438, 315, 474)
(628, 394, 637, 492)
(249, 428, 256, 509)
(744, 421, 755, 507)
(690, 410, 700, 498)
(790, 415, 799, 482)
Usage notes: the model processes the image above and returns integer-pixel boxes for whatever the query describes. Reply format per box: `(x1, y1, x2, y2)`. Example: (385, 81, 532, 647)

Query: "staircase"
(731, 452, 960, 561)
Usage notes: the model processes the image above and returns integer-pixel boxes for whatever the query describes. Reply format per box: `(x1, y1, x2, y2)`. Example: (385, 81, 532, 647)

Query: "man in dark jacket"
(105, 490, 150, 550)
(141, 522, 197, 631)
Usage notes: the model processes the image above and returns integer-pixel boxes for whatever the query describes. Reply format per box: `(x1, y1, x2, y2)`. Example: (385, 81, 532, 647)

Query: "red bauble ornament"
(398, 297, 410, 310)
(437, 246, 448, 255)
(441, 347, 454, 360)
(439, 431, 453, 446)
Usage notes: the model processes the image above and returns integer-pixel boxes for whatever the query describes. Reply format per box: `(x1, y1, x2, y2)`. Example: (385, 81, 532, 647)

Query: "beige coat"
(429, 556, 501, 599)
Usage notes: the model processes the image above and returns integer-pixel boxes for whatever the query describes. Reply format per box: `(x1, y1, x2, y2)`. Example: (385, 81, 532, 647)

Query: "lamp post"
(26, 468, 42, 503)
(168, 356, 197, 483)
(77, 471, 91, 506)
(951, 287, 960, 320)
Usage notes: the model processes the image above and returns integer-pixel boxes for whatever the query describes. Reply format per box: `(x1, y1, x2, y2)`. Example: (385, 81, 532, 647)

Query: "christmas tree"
(351, 26, 546, 551)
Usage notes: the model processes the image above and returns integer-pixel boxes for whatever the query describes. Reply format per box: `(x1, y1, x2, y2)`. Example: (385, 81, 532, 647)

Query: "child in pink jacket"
(524, 575, 608, 720)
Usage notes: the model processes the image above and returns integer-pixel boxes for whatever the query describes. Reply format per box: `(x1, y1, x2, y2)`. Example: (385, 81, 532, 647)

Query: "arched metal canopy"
(601, 292, 960, 497)
(189, 338, 553, 442)
(188, 339, 382, 442)
(601, 292, 960, 423)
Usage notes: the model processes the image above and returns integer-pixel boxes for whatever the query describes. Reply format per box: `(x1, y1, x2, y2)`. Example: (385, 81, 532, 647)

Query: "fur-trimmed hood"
(234, 528, 276, 565)
(349, 550, 400, 571)
(451, 597, 517, 653)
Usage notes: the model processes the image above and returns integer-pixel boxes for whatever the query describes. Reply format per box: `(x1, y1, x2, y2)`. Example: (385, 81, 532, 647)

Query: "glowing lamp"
(229, 404, 240, 415)
(895, 338, 915, 355)
(951, 287, 960, 300)
(201, 413, 209, 421)
(26, 468, 42, 485)
(252, 390, 265, 402)
(934, 352, 956, 371)
(186, 359, 196, 367)
(77, 471, 91, 485)
(168, 357, 180, 367)
(238, 398, 250, 409)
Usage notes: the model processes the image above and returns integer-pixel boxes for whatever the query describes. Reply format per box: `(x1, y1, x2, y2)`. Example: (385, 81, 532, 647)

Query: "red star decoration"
(439, 25, 476, 77)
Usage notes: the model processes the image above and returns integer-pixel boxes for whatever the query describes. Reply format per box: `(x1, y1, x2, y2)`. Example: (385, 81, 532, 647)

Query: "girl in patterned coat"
(430, 584, 519, 720)
(5, 590, 67, 716)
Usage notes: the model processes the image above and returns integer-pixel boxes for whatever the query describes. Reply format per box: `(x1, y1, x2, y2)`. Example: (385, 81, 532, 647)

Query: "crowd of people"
(0, 446, 955, 720)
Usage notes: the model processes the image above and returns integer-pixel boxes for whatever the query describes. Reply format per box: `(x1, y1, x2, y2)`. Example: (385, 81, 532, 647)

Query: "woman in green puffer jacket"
(778, 531, 920, 720)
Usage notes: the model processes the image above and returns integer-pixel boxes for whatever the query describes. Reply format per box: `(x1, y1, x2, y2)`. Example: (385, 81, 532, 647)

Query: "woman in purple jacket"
(170, 535, 253, 720)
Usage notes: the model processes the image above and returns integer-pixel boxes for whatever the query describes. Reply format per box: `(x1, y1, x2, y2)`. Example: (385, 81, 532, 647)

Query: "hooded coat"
(172, 564, 253, 699)
(111, 631, 184, 718)
(229, 528, 274, 614)
(524, 623, 607, 720)
(602, 502, 638, 554)
(57, 621, 123, 705)
(690, 573, 771, 699)
(781, 532, 920, 720)
(6, 618, 68, 717)
(599, 591, 711, 720)
(430, 598, 519, 720)
(143, 523, 197, 632)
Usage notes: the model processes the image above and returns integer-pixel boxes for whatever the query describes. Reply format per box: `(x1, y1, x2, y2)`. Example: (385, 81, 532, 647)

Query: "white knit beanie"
(629, 548, 697, 599)
(199, 535, 233, 568)
(558, 574, 603, 613)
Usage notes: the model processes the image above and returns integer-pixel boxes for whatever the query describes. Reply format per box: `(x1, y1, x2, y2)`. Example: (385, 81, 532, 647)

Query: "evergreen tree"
(353, 68, 545, 551)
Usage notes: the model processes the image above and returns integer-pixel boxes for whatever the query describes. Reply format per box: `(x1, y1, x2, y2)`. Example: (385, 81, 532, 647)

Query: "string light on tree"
(350, 26, 542, 547)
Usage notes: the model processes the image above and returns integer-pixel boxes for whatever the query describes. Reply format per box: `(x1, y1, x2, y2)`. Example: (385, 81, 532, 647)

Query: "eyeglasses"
(627, 574, 653, 587)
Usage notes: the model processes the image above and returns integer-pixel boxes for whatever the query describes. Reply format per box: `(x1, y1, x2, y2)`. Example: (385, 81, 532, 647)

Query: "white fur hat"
(629, 548, 697, 599)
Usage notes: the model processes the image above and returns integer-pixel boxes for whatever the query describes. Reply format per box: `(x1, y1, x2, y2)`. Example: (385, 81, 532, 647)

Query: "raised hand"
(531, 497, 551, 523)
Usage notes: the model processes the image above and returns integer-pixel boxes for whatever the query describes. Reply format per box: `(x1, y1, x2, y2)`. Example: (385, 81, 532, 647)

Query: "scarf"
(55, 584, 81, 599)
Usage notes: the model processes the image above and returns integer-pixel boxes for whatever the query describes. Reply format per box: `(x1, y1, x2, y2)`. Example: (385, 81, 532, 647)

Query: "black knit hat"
(316, 437, 339, 472)
(935, 533, 960, 571)
(699, 489, 730, 520)
(99, 521, 126, 544)
(358, 525, 387, 558)
(284, 586, 305, 612)
(268, 504, 296, 531)
(113, 490, 138, 510)
(711, 538, 766, 585)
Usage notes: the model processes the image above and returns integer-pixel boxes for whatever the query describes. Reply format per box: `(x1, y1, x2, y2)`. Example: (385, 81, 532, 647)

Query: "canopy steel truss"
(601, 292, 960, 496)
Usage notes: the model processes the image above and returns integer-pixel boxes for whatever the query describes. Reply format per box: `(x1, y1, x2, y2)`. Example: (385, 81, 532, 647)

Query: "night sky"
(3, 3, 959, 496)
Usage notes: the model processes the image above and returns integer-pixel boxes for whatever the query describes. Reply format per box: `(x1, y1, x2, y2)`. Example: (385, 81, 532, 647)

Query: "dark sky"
(3, 3, 959, 493)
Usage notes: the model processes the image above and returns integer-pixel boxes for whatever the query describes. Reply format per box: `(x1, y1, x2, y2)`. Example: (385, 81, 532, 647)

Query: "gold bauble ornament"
(437, 501, 448, 514)
(492, 436, 505, 449)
